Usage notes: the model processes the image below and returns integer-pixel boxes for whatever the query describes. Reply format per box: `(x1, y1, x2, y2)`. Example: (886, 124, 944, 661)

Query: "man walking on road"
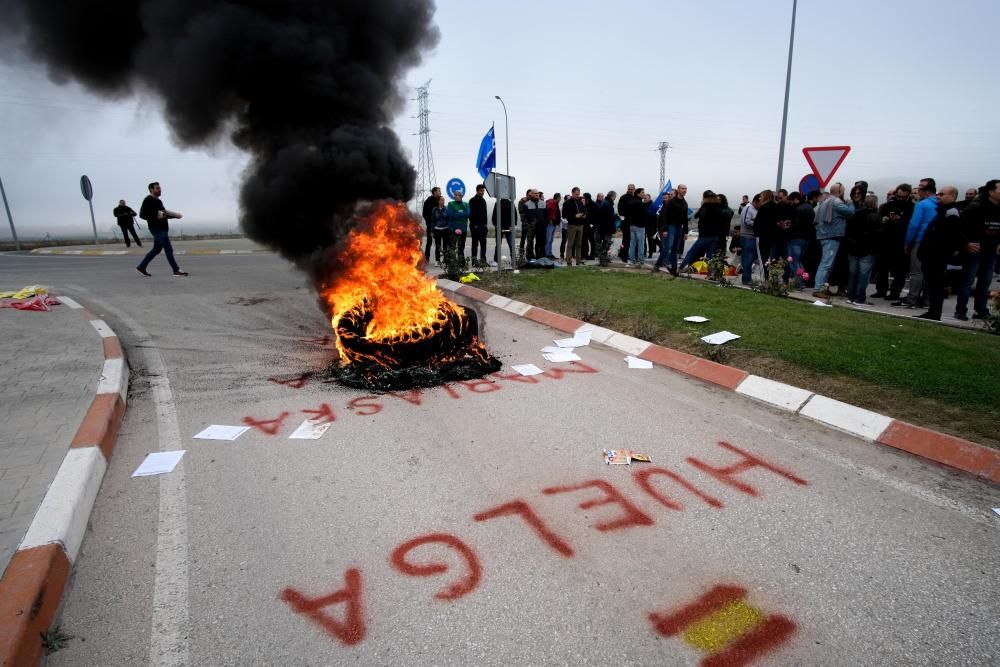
(113, 199, 142, 248)
(137, 181, 187, 277)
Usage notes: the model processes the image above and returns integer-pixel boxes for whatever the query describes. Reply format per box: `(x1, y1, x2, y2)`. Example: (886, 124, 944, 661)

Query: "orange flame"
(321, 200, 454, 364)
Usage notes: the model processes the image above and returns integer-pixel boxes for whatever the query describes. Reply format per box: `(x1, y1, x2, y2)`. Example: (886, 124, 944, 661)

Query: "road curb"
(442, 279, 1000, 485)
(0, 296, 129, 667)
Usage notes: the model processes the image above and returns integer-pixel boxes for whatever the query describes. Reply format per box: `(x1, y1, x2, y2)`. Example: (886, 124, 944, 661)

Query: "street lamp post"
(0, 175, 19, 252)
(494, 95, 511, 271)
(775, 0, 798, 192)
(494, 96, 509, 175)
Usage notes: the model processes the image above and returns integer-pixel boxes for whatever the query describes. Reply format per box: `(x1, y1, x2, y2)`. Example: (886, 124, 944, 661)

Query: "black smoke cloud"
(0, 0, 438, 278)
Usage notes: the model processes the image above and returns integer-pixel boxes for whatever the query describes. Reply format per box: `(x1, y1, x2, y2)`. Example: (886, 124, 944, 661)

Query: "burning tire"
(331, 300, 501, 391)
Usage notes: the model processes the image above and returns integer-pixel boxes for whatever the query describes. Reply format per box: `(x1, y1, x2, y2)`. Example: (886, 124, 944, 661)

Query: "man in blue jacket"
(894, 178, 937, 307)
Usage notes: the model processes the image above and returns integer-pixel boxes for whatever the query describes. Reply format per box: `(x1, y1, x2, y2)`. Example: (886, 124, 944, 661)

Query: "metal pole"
(87, 198, 99, 246)
(775, 0, 797, 191)
(0, 175, 19, 251)
(495, 96, 510, 175)
(495, 96, 511, 271)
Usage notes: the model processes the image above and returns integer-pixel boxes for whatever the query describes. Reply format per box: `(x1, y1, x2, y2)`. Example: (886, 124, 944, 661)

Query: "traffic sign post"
(80, 174, 99, 246)
(801, 146, 851, 189)
(483, 172, 517, 272)
(446, 177, 466, 200)
(0, 175, 19, 252)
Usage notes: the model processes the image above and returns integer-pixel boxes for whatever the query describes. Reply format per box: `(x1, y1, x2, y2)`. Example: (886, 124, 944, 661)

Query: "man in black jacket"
(654, 185, 688, 275)
(422, 186, 441, 261)
(113, 199, 142, 248)
(136, 181, 186, 277)
(955, 179, 1000, 320)
(915, 187, 962, 320)
(872, 184, 914, 299)
(468, 184, 489, 266)
(617, 183, 636, 261)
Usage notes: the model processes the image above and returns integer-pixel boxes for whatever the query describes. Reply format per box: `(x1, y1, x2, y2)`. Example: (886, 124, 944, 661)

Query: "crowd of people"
(421, 177, 1000, 322)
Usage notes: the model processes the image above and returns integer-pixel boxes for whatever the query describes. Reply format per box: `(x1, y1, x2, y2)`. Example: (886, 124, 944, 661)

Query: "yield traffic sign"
(801, 146, 851, 188)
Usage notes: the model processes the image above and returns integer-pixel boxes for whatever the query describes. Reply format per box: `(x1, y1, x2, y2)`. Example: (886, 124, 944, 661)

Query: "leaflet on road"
(131, 451, 186, 477)
(193, 425, 251, 441)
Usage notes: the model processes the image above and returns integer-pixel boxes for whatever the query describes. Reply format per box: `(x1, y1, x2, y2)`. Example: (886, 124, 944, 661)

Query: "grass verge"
(477, 268, 1000, 449)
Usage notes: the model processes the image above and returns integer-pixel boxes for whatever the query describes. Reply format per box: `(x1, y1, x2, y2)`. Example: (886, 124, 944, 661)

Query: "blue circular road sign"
(446, 177, 466, 200)
(798, 173, 820, 195)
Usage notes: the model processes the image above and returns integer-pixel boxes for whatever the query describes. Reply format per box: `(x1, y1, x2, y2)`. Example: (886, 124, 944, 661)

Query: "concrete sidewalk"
(0, 299, 102, 574)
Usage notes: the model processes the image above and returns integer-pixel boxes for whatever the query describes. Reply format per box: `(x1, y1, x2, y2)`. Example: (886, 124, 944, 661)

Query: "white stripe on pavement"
(58, 296, 83, 309)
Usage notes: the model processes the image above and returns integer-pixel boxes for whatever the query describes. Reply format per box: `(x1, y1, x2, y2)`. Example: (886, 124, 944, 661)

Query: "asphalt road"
(1, 251, 998, 666)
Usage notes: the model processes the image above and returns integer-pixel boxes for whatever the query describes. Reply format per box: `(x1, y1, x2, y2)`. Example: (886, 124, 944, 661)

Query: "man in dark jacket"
(136, 181, 187, 277)
(562, 187, 587, 265)
(787, 191, 814, 283)
(113, 199, 142, 248)
(617, 184, 636, 261)
(468, 184, 489, 266)
(677, 191, 724, 272)
(955, 179, 1000, 320)
(872, 184, 914, 299)
(654, 185, 688, 275)
(915, 187, 962, 320)
(844, 194, 883, 304)
(422, 186, 441, 260)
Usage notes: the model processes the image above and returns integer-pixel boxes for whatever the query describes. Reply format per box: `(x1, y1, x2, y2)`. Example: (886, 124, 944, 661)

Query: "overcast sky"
(1, 0, 997, 239)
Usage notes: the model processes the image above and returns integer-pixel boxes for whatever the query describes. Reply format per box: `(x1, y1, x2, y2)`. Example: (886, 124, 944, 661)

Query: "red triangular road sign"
(802, 146, 851, 188)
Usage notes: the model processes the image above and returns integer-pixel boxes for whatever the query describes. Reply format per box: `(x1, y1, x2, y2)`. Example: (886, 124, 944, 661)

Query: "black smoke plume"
(0, 0, 439, 280)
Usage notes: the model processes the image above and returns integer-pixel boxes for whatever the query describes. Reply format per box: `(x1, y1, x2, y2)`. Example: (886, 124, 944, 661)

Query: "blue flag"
(476, 125, 496, 179)
(648, 180, 673, 215)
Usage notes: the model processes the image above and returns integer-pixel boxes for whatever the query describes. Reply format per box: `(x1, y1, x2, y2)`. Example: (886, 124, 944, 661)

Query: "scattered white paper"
(700, 331, 741, 346)
(574, 329, 593, 343)
(683, 316, 709, 323)
(132, 450, 185, 478)
(511, 363, 544, 376)
(625, 356, 653, 369)
(543, 351, 581, 363)
(993, 508, 1000, 517)
(554, 335, 590, 348)
(289, 418, 333, 440)
(540, 345, 563, 353)
(193, 425, 251, 441)
(811, 300, 833, 308)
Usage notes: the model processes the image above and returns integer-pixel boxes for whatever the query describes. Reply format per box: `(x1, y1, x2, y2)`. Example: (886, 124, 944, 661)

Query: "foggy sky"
(1, 0, 997, 240)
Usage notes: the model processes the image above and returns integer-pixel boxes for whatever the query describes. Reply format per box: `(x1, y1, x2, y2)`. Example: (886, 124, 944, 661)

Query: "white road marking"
(79, 296, 191, 666)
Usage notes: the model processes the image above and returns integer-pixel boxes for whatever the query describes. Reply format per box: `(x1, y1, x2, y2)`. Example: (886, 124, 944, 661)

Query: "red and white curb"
(439, 279, 1000, 485)
(0, 295, 128, 667)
